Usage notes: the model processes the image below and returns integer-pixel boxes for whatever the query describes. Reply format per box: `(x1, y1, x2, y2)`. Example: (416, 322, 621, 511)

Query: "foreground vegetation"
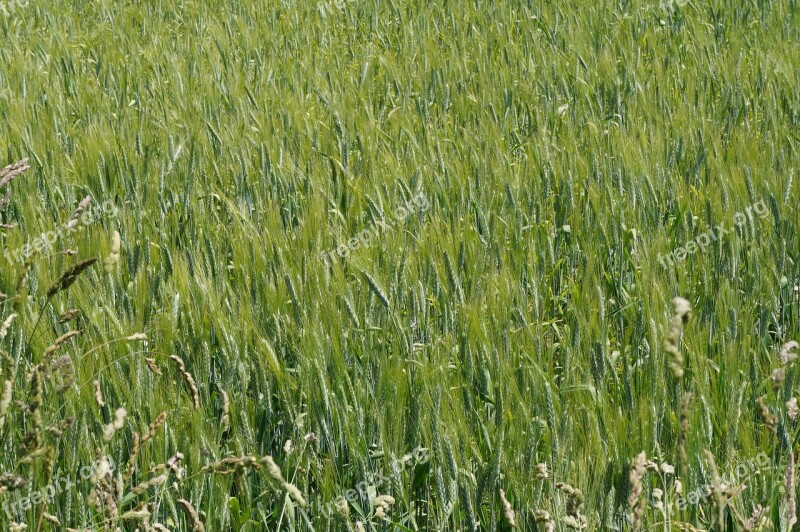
(1, 0, 800, 529)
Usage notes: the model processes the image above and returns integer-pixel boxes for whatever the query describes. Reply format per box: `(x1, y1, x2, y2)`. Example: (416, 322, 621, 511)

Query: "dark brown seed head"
(46, 257, 98, 298)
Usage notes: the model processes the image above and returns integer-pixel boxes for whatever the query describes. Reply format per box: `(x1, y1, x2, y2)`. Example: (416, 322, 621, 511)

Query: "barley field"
(0, 0, 799, 530)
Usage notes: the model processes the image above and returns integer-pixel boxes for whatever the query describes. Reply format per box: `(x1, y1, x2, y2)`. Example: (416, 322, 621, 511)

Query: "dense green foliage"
(1, 0, 800, 529)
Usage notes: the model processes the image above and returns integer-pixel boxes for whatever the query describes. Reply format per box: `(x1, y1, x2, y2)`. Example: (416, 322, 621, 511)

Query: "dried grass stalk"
(177, 499, 205, 531)
(93, 380, 105, 407)
(170, 355, 200, 409)
(757, 396, 777, 433)
(42, 330, 81, 363)
(0, 472, 26, 491)
(499, 488, 516, 528)
(262, 455, 307, 507)
(104, 231, 121, 272)
(64, 196, 92, 230)
(141, 412, 167, 444)
(664, 297, 691, 378)
(202, 455, 260, 475)
(535, 510, 556, 532)
(50, 355, 76, 394)
(0, 380, 12, 430)
(784, 449, 797, 529)
(745, 504, 767, 530)
(57, 309, 81, 324)
(103, 407, 127, 441)
(144, 357, 162, 376)
(129, 473, 168, 497)
(46, 258, 98, 298)
(220, 390, 230, 432)
(787, 397, 799, 420)
(88, 454, 118, 523)
(125, 433, 141, 482)
(0, 158, 30, 211)
(780, 341, 799, 364)
(704, 450, 726, 529)
(627, 451, 648, 531)
(0, 313, 17, 341)
(678, 392, 692, 475)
